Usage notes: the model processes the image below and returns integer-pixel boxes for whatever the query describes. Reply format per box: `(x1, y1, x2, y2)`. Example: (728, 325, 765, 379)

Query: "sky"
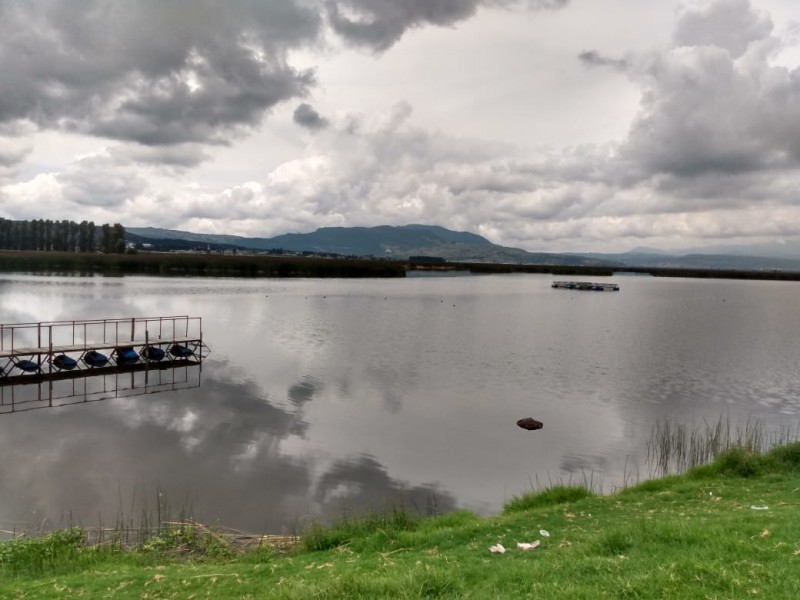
(1, 0, 800, 254)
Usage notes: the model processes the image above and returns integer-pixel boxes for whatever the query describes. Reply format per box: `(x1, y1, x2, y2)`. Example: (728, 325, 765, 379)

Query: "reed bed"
(646, 415, 800, 476)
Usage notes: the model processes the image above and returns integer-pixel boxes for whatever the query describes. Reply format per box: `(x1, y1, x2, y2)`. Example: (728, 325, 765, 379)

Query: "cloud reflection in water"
(0, 357, 456, 534)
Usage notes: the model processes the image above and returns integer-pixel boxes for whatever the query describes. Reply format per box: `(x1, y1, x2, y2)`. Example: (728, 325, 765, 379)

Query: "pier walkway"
(0, 316, 207, 386)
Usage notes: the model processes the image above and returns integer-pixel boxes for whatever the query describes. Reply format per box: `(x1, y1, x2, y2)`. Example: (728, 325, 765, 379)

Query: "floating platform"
(0, 316, 208, 386)
(552, 281, 620, 291)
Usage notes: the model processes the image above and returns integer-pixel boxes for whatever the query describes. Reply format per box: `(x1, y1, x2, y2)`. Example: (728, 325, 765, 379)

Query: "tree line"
(0, 218, 126, 253)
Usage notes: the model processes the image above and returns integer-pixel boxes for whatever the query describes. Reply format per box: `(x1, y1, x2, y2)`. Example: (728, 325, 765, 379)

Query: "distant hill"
(579, 251, 800, 272)
(127, 224, 800, 271)
(127, 224, 613, 266)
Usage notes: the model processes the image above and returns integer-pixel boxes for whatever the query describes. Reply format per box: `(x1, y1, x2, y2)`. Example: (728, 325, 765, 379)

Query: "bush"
(0, 528, 88, 576)
(766, 441, 800, 471)
(716, 446, 759, 477)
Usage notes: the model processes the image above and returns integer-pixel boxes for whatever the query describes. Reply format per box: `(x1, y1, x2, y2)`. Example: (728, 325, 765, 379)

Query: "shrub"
(0, 528, 88, 576)
(766, 441, 800, 471)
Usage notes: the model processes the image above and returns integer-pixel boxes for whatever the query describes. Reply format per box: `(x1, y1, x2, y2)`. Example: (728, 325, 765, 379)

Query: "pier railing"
(0, 316, 202, 356)
(0, 316, 207, 384)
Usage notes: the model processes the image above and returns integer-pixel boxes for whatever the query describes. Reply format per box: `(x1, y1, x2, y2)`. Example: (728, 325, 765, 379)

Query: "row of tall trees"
(0, 218, 126, 253)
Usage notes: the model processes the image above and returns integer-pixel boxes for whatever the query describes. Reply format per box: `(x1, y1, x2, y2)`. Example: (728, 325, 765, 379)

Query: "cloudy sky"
(1, 0, 799, 253)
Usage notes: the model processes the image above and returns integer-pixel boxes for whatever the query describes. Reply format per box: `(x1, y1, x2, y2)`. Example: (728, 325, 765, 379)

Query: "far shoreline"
(2, 249, 800, 282)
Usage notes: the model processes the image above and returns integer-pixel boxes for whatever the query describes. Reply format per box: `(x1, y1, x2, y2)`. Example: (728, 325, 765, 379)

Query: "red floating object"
(517, 418, 544, 431)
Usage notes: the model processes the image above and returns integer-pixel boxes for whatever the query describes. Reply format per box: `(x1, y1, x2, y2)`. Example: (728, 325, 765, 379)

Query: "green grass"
(2, 442, 800, 598)
(503, 484, 595, 514)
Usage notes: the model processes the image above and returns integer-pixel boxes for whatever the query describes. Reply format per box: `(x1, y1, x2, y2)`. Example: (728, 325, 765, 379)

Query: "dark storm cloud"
(578, 50, 628, 71)
(0, 0, 321, 147)
(293, 103, 330, 130)
(325, 0, 569, 52)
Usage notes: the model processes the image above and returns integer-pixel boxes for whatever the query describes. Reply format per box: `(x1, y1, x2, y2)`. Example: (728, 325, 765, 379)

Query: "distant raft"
(552, 281, 619, 291)
(517, 418, 544, 431)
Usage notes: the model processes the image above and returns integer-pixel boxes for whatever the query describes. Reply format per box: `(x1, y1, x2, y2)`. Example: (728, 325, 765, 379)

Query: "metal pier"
(0, 316, 208, 413)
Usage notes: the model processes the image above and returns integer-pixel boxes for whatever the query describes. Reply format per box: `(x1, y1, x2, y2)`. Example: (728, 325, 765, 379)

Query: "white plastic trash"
(517, 541, 541, 551)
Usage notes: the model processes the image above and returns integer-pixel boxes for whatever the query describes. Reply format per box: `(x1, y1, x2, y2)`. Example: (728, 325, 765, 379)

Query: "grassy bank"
(2, 442, 799, 598)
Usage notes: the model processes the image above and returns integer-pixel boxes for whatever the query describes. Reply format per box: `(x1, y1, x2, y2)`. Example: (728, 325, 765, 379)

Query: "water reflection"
(0, 356, 458, 534)
(0, 364, 201, 414)
(1, 274, 800, 535)
(288, 376, 321, 406)
(315, 454, 456, 518)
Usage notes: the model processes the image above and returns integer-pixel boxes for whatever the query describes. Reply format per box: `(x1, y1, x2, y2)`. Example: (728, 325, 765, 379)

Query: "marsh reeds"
(646, 415, 800, 476)
(0, 489, 298, 575)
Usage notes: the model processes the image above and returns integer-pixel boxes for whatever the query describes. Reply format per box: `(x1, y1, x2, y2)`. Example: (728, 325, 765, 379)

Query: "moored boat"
(142, 345, 166, 361)
(169, 344, 194, 358)
(52, 354, 78, 370)
(82, 350, 109, 368)
(114, 346, 139, 364)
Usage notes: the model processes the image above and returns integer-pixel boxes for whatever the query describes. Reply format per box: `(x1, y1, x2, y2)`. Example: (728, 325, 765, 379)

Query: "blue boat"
(114, 346, 139, 364)
(83, 350, 109, 367)
(143, 346, 166, 361)
(52, 354, 78, 370)
(169, 344, 194, 358)
(14, 359, 40, 373)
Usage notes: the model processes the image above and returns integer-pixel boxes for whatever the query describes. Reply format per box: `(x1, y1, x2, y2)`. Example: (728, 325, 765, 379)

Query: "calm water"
(1, 272, 799, 534)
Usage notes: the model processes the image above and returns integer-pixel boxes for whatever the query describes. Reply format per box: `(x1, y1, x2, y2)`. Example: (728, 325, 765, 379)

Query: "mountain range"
(127, 225, 800, 272)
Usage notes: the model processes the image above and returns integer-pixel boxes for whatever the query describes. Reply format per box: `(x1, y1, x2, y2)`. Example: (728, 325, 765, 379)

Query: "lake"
(1, 272, 799, 535)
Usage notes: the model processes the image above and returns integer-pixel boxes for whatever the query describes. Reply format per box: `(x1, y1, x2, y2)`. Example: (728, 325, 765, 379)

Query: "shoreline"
(2, 441, 799, 598)
(3, 249, 800, 282)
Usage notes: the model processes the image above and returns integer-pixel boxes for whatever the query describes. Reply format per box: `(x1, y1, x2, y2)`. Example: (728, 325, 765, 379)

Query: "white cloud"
(2, 0, 800, 254)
